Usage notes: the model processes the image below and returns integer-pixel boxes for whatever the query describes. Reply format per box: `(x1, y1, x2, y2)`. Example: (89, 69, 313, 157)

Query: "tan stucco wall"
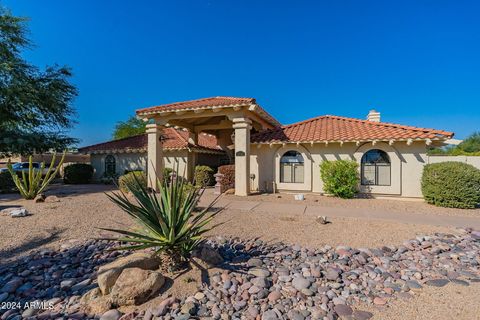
(90, 150, 190, 181)
(427, 155, 480, 169)
(250, 141, 429, 197)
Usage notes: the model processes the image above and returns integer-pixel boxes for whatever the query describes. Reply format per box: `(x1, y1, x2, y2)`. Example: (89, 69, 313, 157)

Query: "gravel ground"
(1, 184, 479, 319)
(210, 210, 454, 248)
(226, 192, 480, 218)
(0, 184, 134, 259)
(0, 184, 453, 258)
(363, 282, 480, 320)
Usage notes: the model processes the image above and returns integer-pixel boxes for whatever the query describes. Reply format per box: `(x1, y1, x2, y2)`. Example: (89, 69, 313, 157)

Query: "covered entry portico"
(136, 97, 279, 196)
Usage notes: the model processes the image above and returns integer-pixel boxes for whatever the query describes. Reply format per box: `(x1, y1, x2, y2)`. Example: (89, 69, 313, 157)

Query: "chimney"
(367, 109, 381, 122)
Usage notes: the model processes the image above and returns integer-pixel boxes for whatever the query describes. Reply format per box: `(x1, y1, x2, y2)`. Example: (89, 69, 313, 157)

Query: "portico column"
(146, 123, 164, 191)
(232, 118, 252, 196)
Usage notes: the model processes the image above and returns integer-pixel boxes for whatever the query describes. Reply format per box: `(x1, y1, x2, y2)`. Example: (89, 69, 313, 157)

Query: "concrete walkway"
(200, 195, 480, 229)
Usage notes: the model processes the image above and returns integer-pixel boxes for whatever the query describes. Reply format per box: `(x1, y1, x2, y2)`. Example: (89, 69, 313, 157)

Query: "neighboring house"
(82, 96, 456, 198)
(78, 128, 226, 181)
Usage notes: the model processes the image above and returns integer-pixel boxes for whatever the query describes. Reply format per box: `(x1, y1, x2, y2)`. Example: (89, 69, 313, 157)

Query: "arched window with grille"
(280, 151, 304, 183)
(361, 149, 391, 186)
(105, 155, 116, 176)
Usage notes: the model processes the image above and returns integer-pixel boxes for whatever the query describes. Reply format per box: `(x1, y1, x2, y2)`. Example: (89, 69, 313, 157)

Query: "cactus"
(7, 151, 66, 200)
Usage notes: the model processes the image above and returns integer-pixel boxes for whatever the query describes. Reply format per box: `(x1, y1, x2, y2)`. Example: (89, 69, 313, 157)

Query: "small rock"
(249, 268, 271, 277)
(353, 310, 374, 320)
(180, 301, 197, 315)
(425, 279, 449, 287)
(45, 195, 60, 203)
(262, 310, 279, 320)
(100, 309, 123, 320)
(10, 208, 29, 217)
(292, 276, 311, 290)
(268, 290, 282, 302)
(373, 297, 387, 305)
(334, 304, 353, 317)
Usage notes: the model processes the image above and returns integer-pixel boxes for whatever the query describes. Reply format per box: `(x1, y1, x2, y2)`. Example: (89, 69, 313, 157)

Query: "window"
(361, 149, 391, 186)
(280, 151, 304, 183)
(105, 155, 116, 175)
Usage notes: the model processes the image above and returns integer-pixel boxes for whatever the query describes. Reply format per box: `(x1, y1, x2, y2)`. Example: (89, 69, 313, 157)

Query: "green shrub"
(218, 164, 235, 191)
(320, 160, 359, 199)
(63, 163, 94, 184)
(104, 168, 221, 272)
(194, 165, 214, 187)
(0, 171, 17, 193)
(118, 171, 147, 193)
(421, 162, 480, 209)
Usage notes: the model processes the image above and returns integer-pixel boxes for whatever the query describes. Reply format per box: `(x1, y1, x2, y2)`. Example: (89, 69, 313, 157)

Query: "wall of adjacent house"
(250, 141, 429, 198)
(90, 152, 147, 180)
(426, 155, 480, 169)
(90, 150, 190, 181)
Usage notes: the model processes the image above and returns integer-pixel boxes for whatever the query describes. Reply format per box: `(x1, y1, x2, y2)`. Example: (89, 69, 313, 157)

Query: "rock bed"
(1, 229, 480, 320)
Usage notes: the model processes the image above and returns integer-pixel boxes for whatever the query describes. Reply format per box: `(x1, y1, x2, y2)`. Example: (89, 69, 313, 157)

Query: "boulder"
(110, 268, 165, 306)
(192, 245, 224, 267)
(97, 252, 160, 295)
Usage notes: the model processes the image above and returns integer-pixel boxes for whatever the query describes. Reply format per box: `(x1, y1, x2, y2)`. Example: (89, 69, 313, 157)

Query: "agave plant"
(103, 170, 221, 271)
(7, 152, 66, 200)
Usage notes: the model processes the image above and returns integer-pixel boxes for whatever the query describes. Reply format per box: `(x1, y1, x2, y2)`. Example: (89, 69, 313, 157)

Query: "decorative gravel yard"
(1, 184, 479, 320)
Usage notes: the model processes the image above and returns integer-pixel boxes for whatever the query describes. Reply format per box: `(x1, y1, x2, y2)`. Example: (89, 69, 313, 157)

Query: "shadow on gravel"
(0, 228, 66, 261)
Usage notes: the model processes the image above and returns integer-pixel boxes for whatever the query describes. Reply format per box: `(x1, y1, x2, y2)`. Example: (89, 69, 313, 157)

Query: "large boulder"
(110, 268, 165, 306)
(97, 253, 160, 295)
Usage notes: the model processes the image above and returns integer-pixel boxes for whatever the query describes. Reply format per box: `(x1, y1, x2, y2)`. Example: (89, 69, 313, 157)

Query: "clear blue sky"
(4, 0, 480, 146)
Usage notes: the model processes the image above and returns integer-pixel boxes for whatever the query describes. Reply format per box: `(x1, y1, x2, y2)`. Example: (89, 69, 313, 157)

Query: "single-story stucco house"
(80, 96, 455, 198)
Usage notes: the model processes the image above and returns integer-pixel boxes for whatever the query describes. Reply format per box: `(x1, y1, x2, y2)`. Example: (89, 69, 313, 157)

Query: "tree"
(428, 132, 480, 156)
(0, 7, 78, 156)
(113, 115, 146, 140)
(457, 132, 480, 153)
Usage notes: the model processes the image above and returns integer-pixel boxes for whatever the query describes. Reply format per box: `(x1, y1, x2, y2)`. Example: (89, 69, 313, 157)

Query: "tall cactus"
(7, 151, 66, 199)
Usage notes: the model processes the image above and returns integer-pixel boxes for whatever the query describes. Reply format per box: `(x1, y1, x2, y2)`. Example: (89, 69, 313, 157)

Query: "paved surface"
(201, 194, 480, 229)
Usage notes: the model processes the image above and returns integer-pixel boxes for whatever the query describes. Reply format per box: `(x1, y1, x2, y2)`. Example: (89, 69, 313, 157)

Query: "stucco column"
(146, 123, 164, 191)
(232, 118, 252, 196)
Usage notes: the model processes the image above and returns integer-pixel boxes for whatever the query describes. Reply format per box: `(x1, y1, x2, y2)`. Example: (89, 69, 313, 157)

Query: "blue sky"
(4, 0, 480, 146)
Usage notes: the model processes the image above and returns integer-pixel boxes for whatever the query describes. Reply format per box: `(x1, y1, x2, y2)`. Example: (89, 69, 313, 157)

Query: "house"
(78, 128, 226, 181)
(81, 96, 454, 197)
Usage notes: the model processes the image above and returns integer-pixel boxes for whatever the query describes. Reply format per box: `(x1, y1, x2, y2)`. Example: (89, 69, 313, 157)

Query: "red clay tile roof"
(136, 96, 256, 114)
(251, 115, 454, 143)
(78, 128, 224, 154)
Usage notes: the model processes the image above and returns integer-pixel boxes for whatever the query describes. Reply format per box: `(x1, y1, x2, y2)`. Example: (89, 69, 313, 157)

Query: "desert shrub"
(63, 163, 94, 184)
(422, 162, 480, 209)
(218, 164, 235, 191)
(0, 171, 17, 193)
(104, 169, 220, 272)
(320, 160, 359, 199)
(194, 165, 214, 187)
(118, 171, 146, 193)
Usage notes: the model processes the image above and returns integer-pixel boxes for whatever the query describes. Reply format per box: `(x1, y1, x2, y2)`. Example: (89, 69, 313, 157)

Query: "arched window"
(280, 151, 304, 183)
(105, 155, 116, 175)
(361, 149, 391, 186)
